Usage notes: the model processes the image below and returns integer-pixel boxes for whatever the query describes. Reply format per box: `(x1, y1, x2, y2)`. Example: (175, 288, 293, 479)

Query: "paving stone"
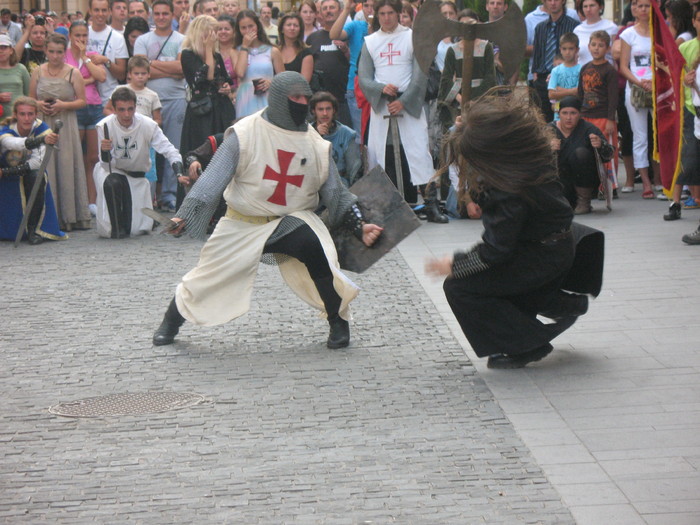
(1, 227, 573, 523)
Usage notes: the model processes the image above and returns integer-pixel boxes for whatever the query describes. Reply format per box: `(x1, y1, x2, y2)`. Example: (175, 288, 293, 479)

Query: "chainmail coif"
(264, 71, 312, 132)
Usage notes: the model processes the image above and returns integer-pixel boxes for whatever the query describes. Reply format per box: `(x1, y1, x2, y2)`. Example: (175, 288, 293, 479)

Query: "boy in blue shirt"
(548, 33, 582, 121)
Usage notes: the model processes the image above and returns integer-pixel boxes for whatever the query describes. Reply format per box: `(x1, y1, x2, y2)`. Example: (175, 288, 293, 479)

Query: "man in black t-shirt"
(306, 0, 352, 126)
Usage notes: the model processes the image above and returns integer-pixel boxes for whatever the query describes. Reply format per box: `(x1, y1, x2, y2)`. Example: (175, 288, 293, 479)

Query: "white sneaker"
(654, 185, 664, 192)
(89, 203, 97, 216)
(657, 192, 669, 201)
(621, 186, 634, 193)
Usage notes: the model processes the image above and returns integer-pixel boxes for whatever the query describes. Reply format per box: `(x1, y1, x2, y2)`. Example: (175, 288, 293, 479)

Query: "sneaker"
(88, 203, 97, 217)
(621, 186, 634, 193)
(683, 196, 699, 209)
(682, 227, 700, 245)
(654, 185, 664, 192)
(663, 202, 681, 221)
(160, 201, 176, 213)
(657, 192, 669, 201)
(681, 188, 691, 199)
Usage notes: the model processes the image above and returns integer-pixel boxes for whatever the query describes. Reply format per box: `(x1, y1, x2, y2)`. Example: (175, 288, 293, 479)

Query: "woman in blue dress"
(233, 10, 283, 119)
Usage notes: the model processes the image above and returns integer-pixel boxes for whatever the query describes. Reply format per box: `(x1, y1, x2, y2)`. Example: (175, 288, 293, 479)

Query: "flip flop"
(642, 190, 655, 199)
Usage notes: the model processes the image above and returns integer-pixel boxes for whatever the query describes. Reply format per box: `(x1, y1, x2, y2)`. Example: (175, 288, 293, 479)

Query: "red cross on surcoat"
(380, 43, 401, 65)
(263, 149, 304, 206)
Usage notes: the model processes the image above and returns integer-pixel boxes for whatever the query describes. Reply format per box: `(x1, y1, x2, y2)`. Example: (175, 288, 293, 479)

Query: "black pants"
(263, 222, 340, 316)
(532, 77, 554, 123)
(103, 173, 132, 238)
(558, 146, 600, 206)
(21, 170, 46, 232)
(443, 241, 575, 358)
(384, 144, 419, 204)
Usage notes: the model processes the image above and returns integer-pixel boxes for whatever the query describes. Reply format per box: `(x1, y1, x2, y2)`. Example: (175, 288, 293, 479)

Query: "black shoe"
(327, 314, 350, 349)
(487, 344, 553, 369)
(153, 298, 185, 346)
(26, 230, 44, 245)
(663, 202, 681, 221)
(424, 182, 449, 223)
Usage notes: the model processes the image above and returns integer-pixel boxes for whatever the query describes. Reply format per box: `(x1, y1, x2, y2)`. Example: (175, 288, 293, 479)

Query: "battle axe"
(413, 0, 526, 106)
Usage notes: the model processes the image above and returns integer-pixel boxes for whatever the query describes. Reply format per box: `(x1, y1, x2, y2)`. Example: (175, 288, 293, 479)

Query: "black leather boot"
(314, 276, 350, 348)
(424, 181, 449, 223)
(663, 202, 681, 221)
(153, 298, 185, 346)
(327, 314, 350, 349)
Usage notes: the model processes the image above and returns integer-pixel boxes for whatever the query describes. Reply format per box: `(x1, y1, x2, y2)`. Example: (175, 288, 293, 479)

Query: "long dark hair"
(278, 13, 306, 50)
(439, 87, 557, 201)
(665, 0, 695, 38)
(234, 10, 271, 47)
(124, 16, 150, 56)
(372, 0, 402, 32)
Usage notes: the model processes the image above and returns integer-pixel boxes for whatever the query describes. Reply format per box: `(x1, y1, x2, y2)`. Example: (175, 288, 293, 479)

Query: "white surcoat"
(175, 112, 359, 326)
(364, 26, 433, 186)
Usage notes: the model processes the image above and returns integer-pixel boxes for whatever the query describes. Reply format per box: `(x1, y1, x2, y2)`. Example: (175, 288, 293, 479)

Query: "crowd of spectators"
(1, 0, 700, 245)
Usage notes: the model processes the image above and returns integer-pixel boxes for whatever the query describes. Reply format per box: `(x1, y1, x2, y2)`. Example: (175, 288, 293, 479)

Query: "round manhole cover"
(49, 392, 206, 418)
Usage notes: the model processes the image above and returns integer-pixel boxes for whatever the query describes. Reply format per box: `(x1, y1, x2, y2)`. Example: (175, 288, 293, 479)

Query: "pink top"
(65, 48, 102, 106)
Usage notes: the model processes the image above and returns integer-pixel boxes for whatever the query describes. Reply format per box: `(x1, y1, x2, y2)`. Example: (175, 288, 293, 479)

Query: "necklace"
(46, 64, 64, 77)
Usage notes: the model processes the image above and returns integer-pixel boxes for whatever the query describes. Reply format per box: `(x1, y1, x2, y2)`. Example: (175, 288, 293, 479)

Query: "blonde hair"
(182, 15, 218, 57)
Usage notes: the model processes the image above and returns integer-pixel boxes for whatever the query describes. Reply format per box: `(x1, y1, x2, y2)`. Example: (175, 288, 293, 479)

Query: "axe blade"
(412, 0, 470, 75)
(413, 1, 527, 80)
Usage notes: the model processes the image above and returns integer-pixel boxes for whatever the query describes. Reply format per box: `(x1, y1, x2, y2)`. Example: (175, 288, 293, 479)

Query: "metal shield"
(333, 167, 422, 273)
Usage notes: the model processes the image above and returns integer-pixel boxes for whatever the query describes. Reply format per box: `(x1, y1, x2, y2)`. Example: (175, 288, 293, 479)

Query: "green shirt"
(0, 64, 30, 117)
(679, 38, 700, 116)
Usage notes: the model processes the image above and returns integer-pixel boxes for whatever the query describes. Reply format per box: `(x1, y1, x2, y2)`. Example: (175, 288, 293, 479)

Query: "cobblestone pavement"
(2, 227, 574, 524)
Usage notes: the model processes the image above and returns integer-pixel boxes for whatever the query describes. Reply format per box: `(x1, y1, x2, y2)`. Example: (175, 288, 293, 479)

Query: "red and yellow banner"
(651, 0, 686, 194)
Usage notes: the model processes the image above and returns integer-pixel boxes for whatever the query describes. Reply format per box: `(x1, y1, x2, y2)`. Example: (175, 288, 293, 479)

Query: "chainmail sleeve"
(319, 153, 358, 230)
(176, 132, 239, 239)
(452, 248, 491, 278)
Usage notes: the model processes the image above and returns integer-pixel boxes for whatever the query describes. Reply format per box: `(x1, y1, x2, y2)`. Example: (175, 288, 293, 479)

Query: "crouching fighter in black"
(426, 89, 603, 369)
(153, 72, 383, 349)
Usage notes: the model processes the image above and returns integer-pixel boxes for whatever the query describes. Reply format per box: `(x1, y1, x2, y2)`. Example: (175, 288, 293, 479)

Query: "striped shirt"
(531, 14, 580, 77)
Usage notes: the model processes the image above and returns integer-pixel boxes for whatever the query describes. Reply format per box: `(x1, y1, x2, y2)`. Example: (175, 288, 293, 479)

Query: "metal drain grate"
(49, 392, 206, 418)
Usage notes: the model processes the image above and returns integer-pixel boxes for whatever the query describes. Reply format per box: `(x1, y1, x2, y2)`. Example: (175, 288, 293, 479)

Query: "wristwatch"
(85, 58, 92, 64)
(105, 59, 112, 69)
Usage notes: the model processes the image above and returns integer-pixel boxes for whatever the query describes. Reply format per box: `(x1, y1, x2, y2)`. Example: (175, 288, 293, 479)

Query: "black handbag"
(188, 95, 212, 116)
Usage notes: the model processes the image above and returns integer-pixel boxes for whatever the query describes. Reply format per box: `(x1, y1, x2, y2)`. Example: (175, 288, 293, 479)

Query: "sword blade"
(141, 207, 179, 234)
(13, 145, 56, 247)
(384, 115, 405, 198)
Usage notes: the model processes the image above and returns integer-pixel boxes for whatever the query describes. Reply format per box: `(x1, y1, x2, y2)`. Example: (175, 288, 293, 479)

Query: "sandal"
(642, 190, 655, 199)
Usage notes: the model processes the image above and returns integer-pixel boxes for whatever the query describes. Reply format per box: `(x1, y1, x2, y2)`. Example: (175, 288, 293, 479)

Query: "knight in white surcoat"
(358, 0, 434, 204)
(152, 72, 383, 349)
(94, 87, 184, 239)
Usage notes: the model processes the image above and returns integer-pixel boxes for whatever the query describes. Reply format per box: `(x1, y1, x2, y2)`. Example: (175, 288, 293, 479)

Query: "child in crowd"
(105, 56, 163, 200)
(578, 30, 619, 193)
(548, 33, 582, 121)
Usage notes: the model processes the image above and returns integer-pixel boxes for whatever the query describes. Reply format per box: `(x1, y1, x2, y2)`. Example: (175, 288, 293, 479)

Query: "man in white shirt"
(260, 5, 279, 44)
(94, 86, 183, 238)
(87, 0, 128, 104)
(110, 0, 129, 33)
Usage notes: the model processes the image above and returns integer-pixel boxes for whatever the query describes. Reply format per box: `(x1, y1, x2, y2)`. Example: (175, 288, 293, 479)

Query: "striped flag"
(650, 0, 686, 194)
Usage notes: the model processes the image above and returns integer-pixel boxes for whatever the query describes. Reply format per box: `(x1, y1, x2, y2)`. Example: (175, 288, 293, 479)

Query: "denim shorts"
(76, 104, 104, 130)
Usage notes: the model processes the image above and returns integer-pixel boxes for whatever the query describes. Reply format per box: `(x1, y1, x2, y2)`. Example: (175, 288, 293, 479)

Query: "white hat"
(0, 35, 13, 47)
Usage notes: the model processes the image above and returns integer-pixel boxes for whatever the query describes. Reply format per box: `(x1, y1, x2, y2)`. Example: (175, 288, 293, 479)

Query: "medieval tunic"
(358, 25, 433, 187)
(94, 113, 182, 238)
(0, 120, 66, 241)
(175, 111, 360, 326)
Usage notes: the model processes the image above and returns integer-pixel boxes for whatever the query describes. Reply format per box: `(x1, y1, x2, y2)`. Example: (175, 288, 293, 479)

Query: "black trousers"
(103, 173, 132, 238)
(558, 146, 600, 206)
(263, 222, 340, 316)
(21, 170, 46, 232)
(443, 241, 575, 358)
(384, 144, 419, 204)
